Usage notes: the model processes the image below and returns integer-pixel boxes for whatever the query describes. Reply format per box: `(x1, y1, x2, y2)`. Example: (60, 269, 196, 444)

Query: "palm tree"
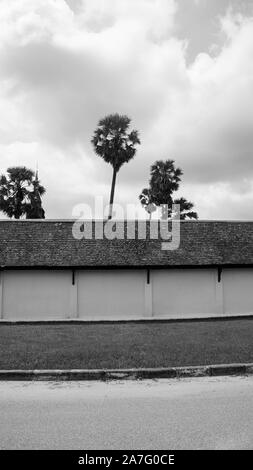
(91, 113, 140, 219)
(139, 159, 198, 220)
(0, 166, 46, 219)
(149, 160, 182, 217)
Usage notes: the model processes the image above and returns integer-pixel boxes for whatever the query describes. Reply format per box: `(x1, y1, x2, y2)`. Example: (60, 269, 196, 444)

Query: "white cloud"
(0, 1, 253, 219)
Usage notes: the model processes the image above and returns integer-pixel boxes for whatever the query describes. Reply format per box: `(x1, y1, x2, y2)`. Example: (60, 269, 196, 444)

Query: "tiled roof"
(0, 220, 252, 268)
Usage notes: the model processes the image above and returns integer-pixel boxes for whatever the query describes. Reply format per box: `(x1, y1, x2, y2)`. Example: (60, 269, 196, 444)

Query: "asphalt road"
(0, 376, 253, 449)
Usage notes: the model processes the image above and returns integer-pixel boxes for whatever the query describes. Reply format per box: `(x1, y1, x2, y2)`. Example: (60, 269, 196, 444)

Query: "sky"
(0, 0, 253, 219)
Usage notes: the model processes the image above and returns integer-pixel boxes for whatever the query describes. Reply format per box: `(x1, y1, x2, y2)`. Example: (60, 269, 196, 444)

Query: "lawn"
(0, 318, 253, 370)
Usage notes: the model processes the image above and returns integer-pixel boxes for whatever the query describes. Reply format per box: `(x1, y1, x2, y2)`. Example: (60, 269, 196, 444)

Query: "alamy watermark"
(72, 197, 181, 251)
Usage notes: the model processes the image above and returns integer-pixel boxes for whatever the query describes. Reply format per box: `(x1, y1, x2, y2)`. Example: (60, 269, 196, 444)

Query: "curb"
(0, 363, 253, 381)
(1, 315, 253, 325)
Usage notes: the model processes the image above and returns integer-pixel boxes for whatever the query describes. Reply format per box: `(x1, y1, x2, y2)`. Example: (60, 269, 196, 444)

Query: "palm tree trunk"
(108, 167, 117, 220)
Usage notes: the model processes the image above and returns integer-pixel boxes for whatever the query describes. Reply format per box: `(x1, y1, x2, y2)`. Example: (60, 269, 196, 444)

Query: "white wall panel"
(3, 270, 72, 320)
(77, 270, 146, 319)
(223, 268, 253, 315)
(152, 269, 219, 318)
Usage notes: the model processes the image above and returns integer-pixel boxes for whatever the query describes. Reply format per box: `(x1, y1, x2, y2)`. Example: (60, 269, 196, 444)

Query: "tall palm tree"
(91, 113, 140, 219)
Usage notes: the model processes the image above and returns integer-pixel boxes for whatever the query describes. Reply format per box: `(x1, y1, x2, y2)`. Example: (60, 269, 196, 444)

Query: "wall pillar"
(215, 267, 224, 316)
(144, 269, 153, 317)
(70, 270, 78, 318)
(0, 271, 3, 320)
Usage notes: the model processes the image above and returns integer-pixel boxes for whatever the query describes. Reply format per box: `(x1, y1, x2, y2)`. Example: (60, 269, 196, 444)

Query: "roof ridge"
(0, 219, 253, 223)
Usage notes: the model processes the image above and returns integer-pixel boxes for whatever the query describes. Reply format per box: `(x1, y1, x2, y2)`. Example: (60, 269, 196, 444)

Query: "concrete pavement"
(0, 376, 253, 449)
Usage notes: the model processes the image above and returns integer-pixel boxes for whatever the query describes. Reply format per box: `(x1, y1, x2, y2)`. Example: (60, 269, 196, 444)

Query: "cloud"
(0, 0, 252, 219)
(0, 0, 180, 149)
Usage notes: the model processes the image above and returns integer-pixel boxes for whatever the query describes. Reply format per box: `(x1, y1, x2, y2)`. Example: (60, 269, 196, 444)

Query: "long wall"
(0, 267, 252, 320)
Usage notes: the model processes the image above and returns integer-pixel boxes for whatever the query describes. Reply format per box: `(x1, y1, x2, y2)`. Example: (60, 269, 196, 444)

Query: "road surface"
(0, 376, 253, 449)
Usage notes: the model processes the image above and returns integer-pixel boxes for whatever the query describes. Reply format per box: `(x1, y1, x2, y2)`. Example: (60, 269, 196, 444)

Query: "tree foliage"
(91, 113, 140, 171)
(0, 166, 46, 219)
(139, 159, 198, 220)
